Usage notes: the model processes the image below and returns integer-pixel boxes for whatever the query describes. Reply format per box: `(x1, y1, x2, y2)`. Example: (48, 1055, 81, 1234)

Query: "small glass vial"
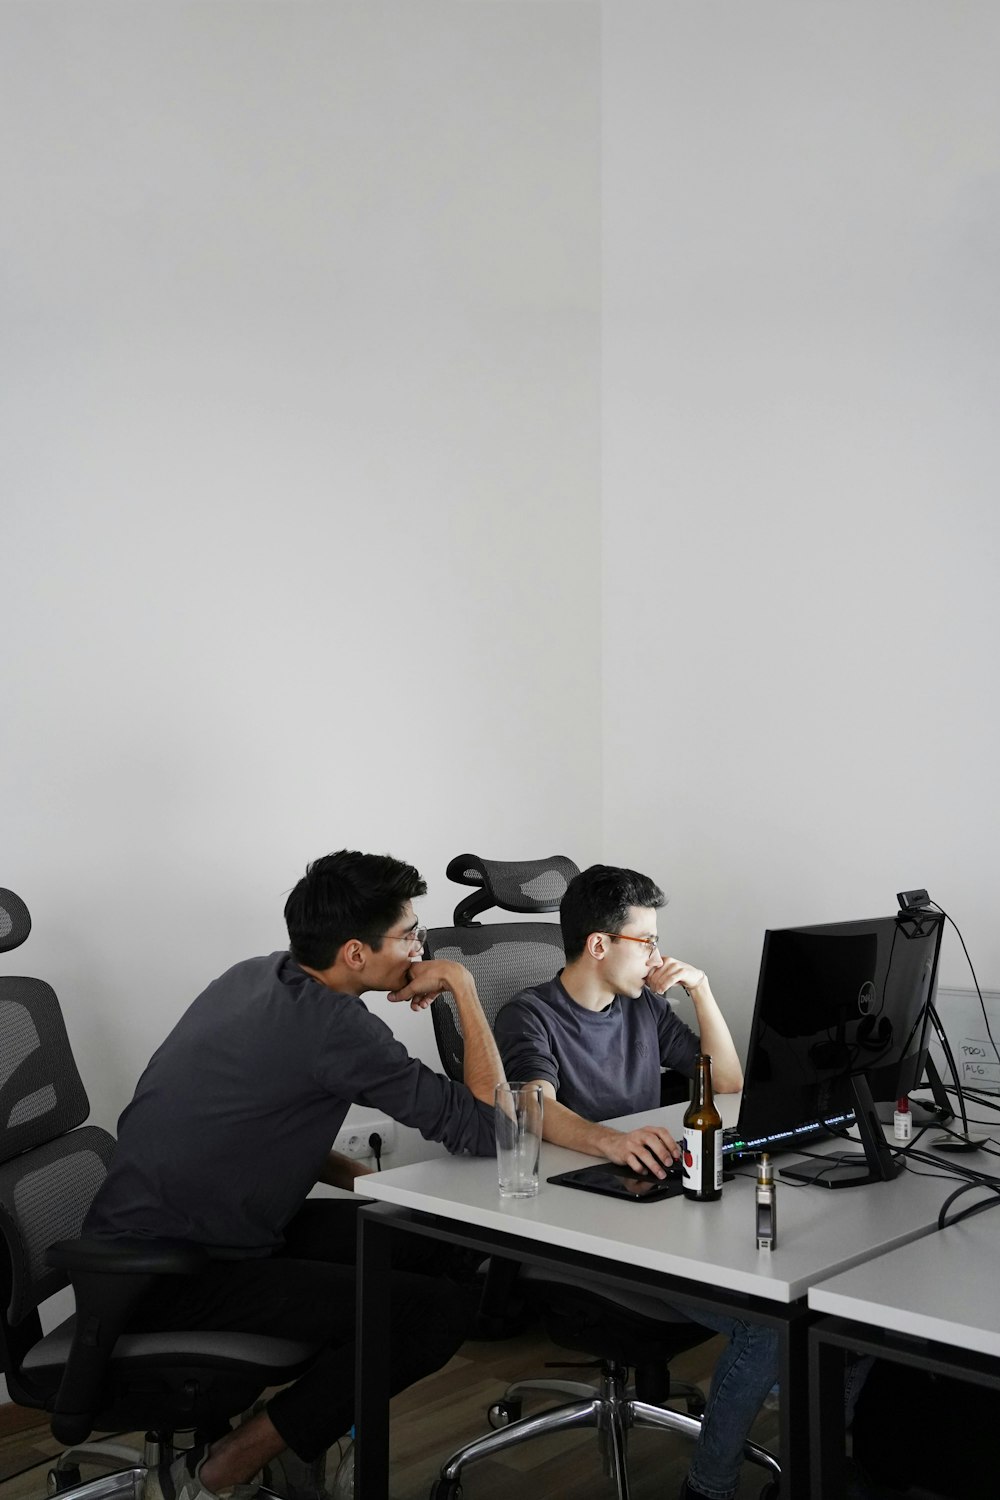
(893, 1096, 912, 1142)
(755, 1153, 777, 1250)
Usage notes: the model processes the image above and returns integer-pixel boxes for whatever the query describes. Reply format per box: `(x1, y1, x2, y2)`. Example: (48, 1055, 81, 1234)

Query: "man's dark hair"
(559, 863, 666, 962)
(284, 850, 427, 970)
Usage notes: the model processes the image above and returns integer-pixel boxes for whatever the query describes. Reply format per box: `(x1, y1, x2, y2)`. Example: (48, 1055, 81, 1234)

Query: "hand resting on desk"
(534, 1083, 683, 1178)
(598, 1122, 682, 1178)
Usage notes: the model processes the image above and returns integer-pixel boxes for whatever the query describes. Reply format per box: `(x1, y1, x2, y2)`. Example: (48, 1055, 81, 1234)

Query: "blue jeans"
(684, 1312, 873, 1500)
(685, 1310, 779, 1500)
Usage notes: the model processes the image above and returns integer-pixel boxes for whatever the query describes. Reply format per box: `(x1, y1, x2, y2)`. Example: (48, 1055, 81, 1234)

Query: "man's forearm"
(319, 1149, 373, 1190)
(688, 977, 743, 1091)
(539, 1095, 625, 1157)
(536, 1089, 681, 1173)
(451, 977, 506, 1104)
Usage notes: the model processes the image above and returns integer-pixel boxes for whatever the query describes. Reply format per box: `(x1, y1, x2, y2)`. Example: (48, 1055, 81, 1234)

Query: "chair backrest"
(446, 854, 579, 927)
(0, 889, 32, 955)
(427, 854, 579, 1079)
(426, 922, 567, 1080)
(0, 902, 116, 1389)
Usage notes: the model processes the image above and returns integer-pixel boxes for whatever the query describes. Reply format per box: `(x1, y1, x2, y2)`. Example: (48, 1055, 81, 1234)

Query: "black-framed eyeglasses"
(388, 923, 427, 949)
(609, 932, 660, 957)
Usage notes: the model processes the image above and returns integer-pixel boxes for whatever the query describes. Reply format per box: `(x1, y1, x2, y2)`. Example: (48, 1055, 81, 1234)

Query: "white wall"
(4, 0, 998, 1160)
(0, 0, 602, 1147)
(603, 2, 1000, 1056)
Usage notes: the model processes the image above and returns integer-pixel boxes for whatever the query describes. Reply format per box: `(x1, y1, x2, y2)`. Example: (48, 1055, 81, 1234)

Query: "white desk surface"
(361, 1099, 965, 1305)
(808, 1209, 1000, 1357)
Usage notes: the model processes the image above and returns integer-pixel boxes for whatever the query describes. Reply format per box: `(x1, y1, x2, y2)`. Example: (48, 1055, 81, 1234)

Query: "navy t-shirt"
(494, 973, 700, 1121)
(85, 951, 494, 1255)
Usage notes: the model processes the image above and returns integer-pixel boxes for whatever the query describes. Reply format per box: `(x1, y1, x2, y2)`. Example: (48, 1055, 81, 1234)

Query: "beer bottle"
(682, 1053, 723, 1201)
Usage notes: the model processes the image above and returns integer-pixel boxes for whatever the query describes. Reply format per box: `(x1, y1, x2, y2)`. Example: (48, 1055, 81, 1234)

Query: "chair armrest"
(47, 1238, 209, 1445)
(47, 1236, 210, 1276)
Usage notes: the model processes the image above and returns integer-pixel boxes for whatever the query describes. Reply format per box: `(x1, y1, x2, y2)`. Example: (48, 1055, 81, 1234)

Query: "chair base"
(48, 1468, 144, 1500)
(47, 1433, 164, 1499)
(44, 1434, 291, 1500)
(433, 1360, 780, 1500)
(499, 1369, 706, 1418)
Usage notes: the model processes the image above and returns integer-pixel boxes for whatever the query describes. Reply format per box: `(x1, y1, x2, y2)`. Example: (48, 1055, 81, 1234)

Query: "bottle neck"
(692, 1054, 714, 1108)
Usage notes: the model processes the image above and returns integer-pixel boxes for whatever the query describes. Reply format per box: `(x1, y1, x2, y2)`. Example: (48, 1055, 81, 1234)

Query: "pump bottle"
(893, 1096, 912, 1143)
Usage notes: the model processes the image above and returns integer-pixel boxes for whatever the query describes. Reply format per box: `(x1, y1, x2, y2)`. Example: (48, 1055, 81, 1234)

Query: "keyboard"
(721, 1112, 855, 1160)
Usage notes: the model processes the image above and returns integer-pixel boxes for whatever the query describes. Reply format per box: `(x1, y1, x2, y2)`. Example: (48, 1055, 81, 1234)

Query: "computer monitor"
(739, 909, 944, 1188)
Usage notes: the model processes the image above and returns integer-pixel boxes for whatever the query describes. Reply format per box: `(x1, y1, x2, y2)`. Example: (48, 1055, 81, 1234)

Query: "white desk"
(809, 1211, 1000, 1356)
(807, 1209, 1000, 1498)
(360, 1103, 958, 1304)
(354, 1101, 963, 1500)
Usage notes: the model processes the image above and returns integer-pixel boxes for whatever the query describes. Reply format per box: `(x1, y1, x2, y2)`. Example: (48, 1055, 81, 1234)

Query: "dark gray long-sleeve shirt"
(85, 951, 494, 1255)
(494, 973, 699, 1120)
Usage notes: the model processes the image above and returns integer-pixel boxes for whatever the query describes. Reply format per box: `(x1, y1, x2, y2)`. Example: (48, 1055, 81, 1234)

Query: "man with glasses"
(495, 864, 774, 1500)
(495, 863, 742, 1174)
(86, 850, 504, 1500)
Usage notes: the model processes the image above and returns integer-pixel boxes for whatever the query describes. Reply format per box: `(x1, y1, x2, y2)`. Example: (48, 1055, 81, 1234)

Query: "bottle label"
(683, 1127, 723, 1194)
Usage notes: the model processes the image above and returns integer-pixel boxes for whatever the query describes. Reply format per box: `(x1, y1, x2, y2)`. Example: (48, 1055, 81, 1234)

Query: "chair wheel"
(47, 1468, 82, 1495)
(487, 1399, 521, 1428)
(758, 1482, 780, 1500)
(430, 1481, 462, 1500)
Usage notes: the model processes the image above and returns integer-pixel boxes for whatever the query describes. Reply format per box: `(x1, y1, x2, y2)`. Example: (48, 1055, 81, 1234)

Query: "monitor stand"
(780, 1076, 904, 1190)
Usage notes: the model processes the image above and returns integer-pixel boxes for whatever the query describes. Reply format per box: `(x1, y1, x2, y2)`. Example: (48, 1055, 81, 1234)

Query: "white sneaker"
(329, 1442, 353, 1500)
(146, 1446, 260, 1500)
(262, 1445, 329, 1500)
(240, 1398, 343, 1500)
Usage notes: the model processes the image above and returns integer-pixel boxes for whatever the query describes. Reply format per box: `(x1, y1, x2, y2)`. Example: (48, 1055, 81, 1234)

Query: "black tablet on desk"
(547, 1162, 685, 1203)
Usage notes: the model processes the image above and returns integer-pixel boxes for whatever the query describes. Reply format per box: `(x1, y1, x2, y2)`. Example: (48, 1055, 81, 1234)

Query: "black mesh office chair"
(0, 887, 319, 1500)
(426, 858, 781, 1500)
(428, 854, 577, 1080)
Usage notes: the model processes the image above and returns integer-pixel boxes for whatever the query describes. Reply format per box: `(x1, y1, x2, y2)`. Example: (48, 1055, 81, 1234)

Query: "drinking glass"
(495, 1081, 543, 1198)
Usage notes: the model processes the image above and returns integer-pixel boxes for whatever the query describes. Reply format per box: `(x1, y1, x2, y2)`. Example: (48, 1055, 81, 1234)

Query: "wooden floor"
(0, 1324, 781, 1500)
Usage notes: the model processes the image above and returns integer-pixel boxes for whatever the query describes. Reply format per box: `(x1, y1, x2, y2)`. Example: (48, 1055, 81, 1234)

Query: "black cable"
(964, 1086, 1000, 1105)
(937, 1179, 1000, 1231)
(949, 1193, 1000, 1228)
(368, 1131, 383, 1170)
(924, 1000, 976, 1139)
(900, 1159, 971, 1182)
(960, 1088, 1000, 1117)
(904, 1145, 1000, 1188)
(930, 900, 1000, 1064)
(922, 1082, 1000, 1126)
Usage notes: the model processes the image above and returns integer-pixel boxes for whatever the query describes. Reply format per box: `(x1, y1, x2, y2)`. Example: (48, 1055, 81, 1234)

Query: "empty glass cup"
(495, 1081, 543, 1198)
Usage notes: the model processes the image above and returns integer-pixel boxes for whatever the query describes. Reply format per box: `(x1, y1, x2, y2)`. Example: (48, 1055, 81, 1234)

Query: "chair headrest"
(445, 854, 580, 926)
(0, 890, 31, 954)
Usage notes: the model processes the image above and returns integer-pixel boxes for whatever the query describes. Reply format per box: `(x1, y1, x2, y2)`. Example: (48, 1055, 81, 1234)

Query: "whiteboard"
(929, 987, 1000, 1095)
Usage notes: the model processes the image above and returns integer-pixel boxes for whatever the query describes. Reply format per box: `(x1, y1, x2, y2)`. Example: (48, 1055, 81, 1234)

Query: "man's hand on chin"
(647, 956, 706, 996)
(388, 958, 466, 1012)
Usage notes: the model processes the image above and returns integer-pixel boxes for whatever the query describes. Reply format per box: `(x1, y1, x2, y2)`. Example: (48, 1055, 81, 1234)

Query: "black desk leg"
(355, 1204, 394, 1500)
(777, 1310, 811, 1500)
(808, 1328, 847, 1500)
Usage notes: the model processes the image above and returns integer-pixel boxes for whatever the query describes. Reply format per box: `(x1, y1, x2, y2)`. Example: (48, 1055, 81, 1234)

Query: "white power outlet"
(333, 1117, 397, 1159)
